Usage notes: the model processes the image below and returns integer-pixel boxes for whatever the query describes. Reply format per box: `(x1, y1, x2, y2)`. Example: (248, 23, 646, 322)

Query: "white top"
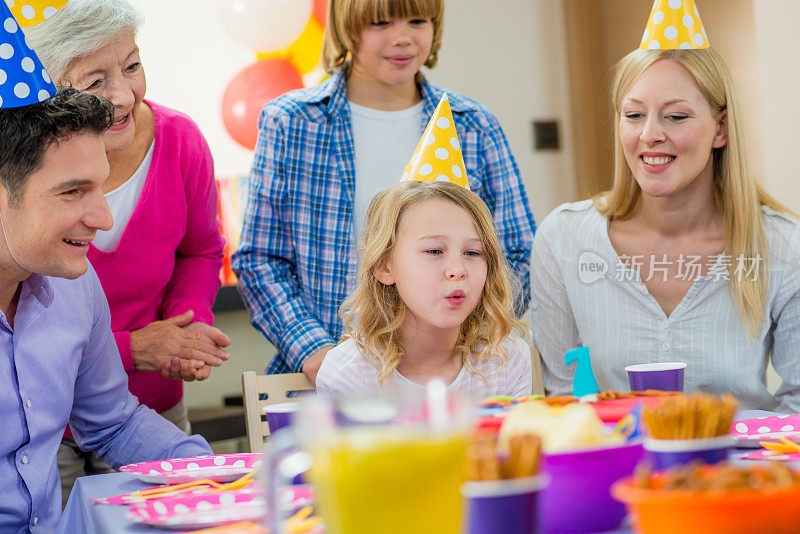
(316, 335, 533, 399)
(93, 142, 154, 252)
(350, 101, 425, 245)
(531, 199, 800, 412)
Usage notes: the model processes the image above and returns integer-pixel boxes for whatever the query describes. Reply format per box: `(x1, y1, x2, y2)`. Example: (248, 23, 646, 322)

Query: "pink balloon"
(313, 0, 327, 26)
(221, 59, 303, 150)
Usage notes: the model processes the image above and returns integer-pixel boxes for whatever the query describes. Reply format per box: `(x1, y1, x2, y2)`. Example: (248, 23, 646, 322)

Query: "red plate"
(589, 395, 669, 423)
(476, 394, 675, 431)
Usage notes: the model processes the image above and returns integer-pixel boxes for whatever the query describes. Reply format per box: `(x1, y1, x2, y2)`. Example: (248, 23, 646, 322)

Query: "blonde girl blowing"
(316, 181, 531, 396)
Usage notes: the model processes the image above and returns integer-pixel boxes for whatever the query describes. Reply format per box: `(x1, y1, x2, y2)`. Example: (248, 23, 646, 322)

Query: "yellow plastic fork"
(129, 468, 259, 501)
(758, 437, 800, 455)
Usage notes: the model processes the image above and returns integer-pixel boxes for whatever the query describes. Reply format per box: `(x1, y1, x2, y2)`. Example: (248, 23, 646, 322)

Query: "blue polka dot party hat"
(400, 93, 470, 190)
(639, 0, 709, 50)
(0, 0, 63, 108)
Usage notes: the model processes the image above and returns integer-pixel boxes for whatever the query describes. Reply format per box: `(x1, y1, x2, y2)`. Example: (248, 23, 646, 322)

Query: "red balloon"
(313, 0, 327, 26)
(221, 59, 303, 150)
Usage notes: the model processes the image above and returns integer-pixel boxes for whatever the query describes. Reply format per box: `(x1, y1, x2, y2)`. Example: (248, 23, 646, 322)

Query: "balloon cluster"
(219, 0, 327, 150)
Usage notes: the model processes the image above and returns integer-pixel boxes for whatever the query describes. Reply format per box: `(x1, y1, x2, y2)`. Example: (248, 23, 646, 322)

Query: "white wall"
(433, 0, 575, 218)
(134, 0, 254, 178)
(751, 0, 800, 393)
(130, 0, 574, 406)
(753, 0, 800, 214)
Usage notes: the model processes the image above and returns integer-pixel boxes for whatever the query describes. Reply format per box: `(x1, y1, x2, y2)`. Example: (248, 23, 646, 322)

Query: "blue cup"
(644, 435, 733, 469)
(264, 402, 299, 435)
(264, 403, 304, 484)
(462, 475, 549, 534)
(625, 362, 686, 392)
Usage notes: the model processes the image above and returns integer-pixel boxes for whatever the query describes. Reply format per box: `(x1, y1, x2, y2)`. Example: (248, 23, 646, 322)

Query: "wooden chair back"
(531, 345, 545, 395)
(241, 371, 314, 453)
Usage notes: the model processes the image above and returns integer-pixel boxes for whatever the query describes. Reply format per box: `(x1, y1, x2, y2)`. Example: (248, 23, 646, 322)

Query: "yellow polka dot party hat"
(6, 0, 70, 28)
(401, 93, 470, 190)
(639, 0, 709, 50)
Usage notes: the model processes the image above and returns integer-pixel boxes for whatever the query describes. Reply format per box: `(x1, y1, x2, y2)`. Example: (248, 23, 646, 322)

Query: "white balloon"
(219, 0, 312, 53)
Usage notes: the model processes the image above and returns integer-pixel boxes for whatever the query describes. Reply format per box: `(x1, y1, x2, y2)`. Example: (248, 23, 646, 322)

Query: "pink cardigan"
(87, 100, 225, 414)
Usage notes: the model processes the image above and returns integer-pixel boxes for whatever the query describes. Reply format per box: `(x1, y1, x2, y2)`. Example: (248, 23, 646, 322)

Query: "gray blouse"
(531, 199, 800, 412)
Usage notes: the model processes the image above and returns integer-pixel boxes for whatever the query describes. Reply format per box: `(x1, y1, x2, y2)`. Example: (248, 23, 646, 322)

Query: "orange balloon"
(313, 0, 327, 26)
(221, 59, 303, 150)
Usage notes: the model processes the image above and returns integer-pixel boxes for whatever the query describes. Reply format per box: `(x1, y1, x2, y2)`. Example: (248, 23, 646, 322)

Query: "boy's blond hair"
(322, 0, 444, 74)
(341, 180, 525, 383)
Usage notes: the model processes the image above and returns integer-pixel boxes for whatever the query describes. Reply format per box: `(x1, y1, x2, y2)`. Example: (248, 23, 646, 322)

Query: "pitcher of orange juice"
(266, 381, 471, 534)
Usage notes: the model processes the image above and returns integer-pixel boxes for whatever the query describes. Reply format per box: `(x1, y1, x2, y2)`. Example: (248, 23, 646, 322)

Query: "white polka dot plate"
(730, 415, 800, 449)
(125, 487, 267, 529)
(120, 453, 262, 484)
(124, 485, 315, 530)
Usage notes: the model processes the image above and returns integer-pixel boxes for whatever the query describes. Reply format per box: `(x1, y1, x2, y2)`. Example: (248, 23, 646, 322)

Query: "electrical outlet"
(533, 120, 559, 150)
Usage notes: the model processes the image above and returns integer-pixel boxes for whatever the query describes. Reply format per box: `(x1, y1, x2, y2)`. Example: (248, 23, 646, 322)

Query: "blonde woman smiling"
(532, 49, 800, 412)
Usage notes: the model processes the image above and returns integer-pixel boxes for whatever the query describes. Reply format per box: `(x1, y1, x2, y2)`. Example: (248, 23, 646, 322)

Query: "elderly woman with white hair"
(27, 0, 229, 503)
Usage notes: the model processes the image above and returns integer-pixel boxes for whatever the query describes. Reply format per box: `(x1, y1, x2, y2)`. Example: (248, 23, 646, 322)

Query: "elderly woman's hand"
(158, 321, 232, 381)
(161, 356, 213, 382)
(130, 310, 231, 380)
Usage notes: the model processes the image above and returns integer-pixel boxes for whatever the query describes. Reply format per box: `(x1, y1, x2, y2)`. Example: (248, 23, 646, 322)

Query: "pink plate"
(124, 486, 314, 531)
(731, 415, 800, 449)
(125, 488, 264, 530)
(120, 453, 263, 484)
(740, 449, 800, 462)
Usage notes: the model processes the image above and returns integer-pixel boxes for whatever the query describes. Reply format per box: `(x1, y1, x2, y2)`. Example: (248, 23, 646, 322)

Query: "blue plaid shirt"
(232, 68, 536, 374)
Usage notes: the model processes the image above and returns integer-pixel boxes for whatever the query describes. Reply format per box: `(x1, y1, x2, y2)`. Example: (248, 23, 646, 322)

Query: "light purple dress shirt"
(0, 264, 211, 533)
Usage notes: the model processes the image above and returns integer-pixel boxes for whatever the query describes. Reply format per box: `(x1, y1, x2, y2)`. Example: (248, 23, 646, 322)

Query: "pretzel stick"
(467, 431, 541, 481)
(642, 392, 738, 439)
(505, 434, 541, 478)
(466, 432, 501, 481)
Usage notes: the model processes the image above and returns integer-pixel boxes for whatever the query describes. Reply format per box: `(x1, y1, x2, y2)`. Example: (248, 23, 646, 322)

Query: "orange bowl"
(611, 473, 800, 534)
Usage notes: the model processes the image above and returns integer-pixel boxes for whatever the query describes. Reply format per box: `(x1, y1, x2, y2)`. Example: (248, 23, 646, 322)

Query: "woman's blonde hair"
(598, 48, 791, 336)
(322, 0, 444, 74)
(342, 180, 525, 382)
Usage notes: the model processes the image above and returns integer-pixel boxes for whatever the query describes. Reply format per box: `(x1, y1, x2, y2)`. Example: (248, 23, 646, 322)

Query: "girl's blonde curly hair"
(341, 180, 526, 383)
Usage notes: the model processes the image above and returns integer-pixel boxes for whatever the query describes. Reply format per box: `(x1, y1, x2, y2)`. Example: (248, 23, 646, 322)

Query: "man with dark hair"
(0, 88, 212, 532)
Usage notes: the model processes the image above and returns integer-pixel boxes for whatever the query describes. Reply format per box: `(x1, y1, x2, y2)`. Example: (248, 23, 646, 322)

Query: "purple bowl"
(539, 442, 644, 533)
(625, 362, 686, 392)
(462, 475, 548, 534)
(264, 402, 299, 435)
(644, 436, 732, 470)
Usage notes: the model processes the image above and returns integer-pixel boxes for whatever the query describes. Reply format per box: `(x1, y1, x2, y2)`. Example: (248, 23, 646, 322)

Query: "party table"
(57, 472, 157, 533)
(57, 471, 634, 534)
(55, 410, 789, 534)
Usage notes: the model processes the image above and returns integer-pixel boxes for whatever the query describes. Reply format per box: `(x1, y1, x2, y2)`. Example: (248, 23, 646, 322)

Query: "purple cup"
(644, 435, 733, 470)
(539, 442, 643, 534)
(625, 362, 687, 392)
(264, 402, 299, 435)
(462, 475, 549, 534)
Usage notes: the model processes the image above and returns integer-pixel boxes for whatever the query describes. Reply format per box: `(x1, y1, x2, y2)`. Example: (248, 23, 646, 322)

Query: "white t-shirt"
(316, 335, 533, 400)
(350, 101, 425, 246)
(93, 142, 154, 252)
